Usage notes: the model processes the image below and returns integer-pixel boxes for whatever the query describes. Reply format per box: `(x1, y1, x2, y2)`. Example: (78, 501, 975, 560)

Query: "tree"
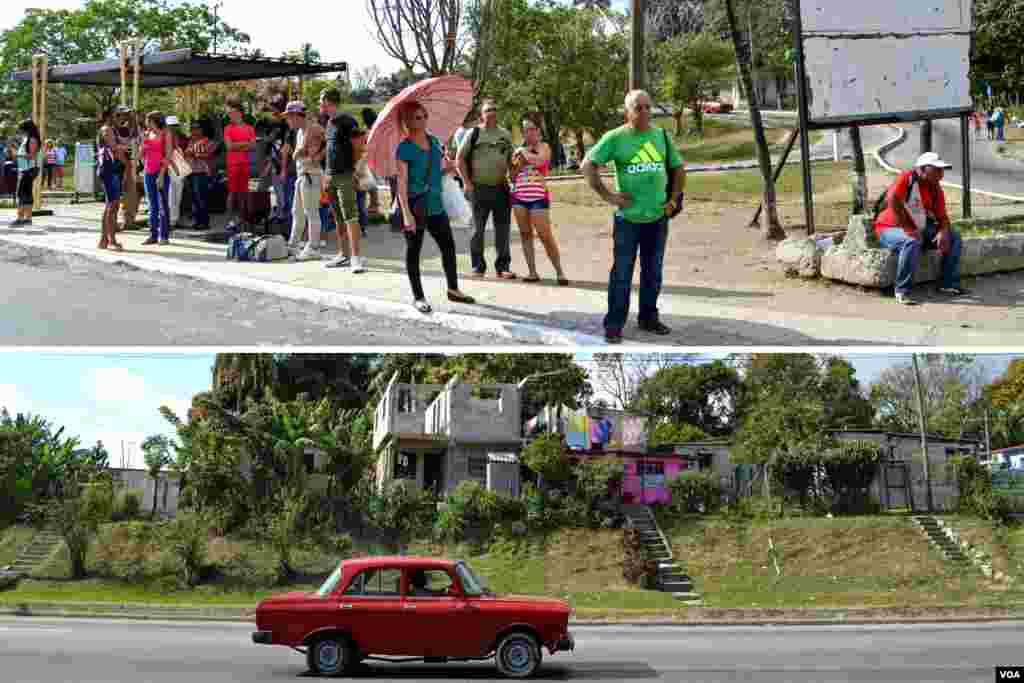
(141, 434, 173, 518)
(633, 360, 743, 436)
(352, 65, 383, 93)
(0, 1, 250, 133)
(722, 0, 786, 240)
(648, 421, 710, 447)
(589, 354, 654, 410)
(521, 433, 574, 486)
(212, 353, 278, 413)
(974, 0, 1024, 101)
(985, 358, 1024, 448)
(658, 32, 735, 135)
(365, 0, 466, 76)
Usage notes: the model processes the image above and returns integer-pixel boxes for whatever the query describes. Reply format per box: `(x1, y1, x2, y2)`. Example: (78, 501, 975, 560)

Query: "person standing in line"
(284, 100, 326, 261)
(141, 111, 174, 245)
(510, 113, 568, 285)
(184, 120, 213, 230)
(42, 139, 56, 189)
(223, 100, 256, 232)
(986, 109, 996, 140)
(96, 125, 126, 251)
(360, 107, 382, 216)
(456, 98, 517, 279)
(396, 101, 475, 313)
(53, 139, 67, 190)
(321, 87, 366, 273)
(582, 89, 685, 344)
(114, 106, 142, 231)
(10, 119, 42, 227)
(164, 115, 189, 228)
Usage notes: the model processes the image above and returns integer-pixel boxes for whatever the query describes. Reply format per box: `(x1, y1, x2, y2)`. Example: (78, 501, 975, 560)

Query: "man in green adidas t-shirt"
(582, 89, 685, 344)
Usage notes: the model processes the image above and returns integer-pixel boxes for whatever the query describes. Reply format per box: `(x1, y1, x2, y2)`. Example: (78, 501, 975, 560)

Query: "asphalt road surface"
(1, 617, 1020, 683)
(0, 242, 523, 346)
(886, 119, 1024, 198)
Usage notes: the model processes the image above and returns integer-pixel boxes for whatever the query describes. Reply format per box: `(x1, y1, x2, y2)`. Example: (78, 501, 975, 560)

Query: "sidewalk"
(1, 598, 1021, 626)
(3, 198, 1023, 346)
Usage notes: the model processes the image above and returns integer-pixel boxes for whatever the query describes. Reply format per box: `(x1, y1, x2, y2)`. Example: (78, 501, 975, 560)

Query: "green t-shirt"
(459, 126, 513, 186)
(585, 125, 683, 224)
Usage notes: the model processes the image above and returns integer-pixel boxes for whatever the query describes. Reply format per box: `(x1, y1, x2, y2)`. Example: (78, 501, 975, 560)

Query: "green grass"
(954, 215, 1024, 238)
(0, 526, 35, 567)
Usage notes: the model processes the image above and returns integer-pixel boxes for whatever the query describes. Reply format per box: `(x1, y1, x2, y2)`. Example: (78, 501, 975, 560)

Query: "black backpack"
(873, 172, 917, 219)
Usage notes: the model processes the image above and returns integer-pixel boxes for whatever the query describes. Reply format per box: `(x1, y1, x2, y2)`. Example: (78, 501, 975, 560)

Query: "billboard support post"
(961, 113, 972, 219)
(921, 120, 933, 154)
(790, 0, 816, 234)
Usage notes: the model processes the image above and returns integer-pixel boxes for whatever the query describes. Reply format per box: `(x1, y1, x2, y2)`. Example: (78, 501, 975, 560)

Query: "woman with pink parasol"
(367, 76, 476, 313)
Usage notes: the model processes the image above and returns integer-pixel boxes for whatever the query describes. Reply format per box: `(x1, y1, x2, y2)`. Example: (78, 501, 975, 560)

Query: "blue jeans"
(144, 172, 171, 240)
(274, 174, 296, 218)
(605, 214, 669, 331)
(356, 190, 368, 229)
(878, 220, 962, 294)
(190, 174, 210, 227)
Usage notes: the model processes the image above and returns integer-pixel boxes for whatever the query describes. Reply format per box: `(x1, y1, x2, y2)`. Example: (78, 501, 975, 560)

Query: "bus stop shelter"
(11, 45, 347, 212)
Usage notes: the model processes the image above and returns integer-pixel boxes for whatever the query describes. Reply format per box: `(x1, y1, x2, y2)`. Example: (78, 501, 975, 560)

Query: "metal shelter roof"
(10, 48, 347, 89)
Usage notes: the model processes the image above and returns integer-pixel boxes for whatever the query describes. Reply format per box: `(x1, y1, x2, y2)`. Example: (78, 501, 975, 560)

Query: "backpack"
(872, 172, 917, 220)
(226, 233, 289, 262)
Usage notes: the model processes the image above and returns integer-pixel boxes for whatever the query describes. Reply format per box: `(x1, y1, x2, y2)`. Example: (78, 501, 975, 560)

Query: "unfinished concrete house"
(373, 375, 523, 498)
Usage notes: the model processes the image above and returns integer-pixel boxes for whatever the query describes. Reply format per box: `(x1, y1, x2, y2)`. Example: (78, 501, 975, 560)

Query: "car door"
(402, 567, 479, 657)
(339, 566, 405, 655)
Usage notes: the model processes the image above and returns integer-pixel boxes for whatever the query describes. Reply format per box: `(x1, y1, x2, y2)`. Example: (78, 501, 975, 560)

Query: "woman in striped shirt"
(510, 114, 567, 285)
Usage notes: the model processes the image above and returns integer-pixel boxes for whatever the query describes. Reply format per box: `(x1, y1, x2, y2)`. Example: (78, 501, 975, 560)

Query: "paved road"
(0, 242, 523, 346)
(885, 119, 1024, 199)
(0, 617, 1019, 682)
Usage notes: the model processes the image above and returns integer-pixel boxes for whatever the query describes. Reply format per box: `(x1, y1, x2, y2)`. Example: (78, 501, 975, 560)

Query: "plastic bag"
(441, 174, 472, 226)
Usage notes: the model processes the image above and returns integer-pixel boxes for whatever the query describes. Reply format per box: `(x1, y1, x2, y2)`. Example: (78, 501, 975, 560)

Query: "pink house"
(569, 449, 702, 505)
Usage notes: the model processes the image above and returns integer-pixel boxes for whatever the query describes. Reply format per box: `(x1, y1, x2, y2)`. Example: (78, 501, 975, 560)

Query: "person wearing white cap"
(285, 100, 326, 261)
(874, 151, 966, 304)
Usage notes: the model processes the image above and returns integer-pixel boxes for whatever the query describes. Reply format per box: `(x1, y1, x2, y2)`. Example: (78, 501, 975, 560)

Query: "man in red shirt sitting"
(875, 152, 967, 305)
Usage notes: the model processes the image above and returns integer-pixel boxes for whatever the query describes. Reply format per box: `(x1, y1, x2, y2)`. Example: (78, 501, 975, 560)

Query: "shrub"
(81, 481, 116, 525)
(162, 511, 211, 587)
(114, 489, 143, 521)
(266, 493, 306, 584)
(669, 471, 723, 514)
(821, 441, 883, 514)
(366, 480, 437, 547)
(94, 521, 161, 581)
(949, 454, 996, 519)
(621, 528, 658, 587)
(436, 481, 524, 542)
(521, 434, 574, 485)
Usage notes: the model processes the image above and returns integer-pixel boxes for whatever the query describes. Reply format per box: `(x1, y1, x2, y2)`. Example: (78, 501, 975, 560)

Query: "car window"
(406, 568, 453, 597)
(344, 568, 402, 596)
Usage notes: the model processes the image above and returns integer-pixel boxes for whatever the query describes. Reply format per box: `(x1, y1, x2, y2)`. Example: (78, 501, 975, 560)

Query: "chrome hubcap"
(504, 640, 532, 672)
(318, 641, 340, 670)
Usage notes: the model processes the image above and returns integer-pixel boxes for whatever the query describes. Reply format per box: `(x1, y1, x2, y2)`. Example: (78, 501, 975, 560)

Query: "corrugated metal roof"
(487, 453, 519, 464)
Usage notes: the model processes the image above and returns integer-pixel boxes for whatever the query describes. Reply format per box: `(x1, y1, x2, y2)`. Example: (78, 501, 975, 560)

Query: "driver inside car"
(409, 570, 446, 597)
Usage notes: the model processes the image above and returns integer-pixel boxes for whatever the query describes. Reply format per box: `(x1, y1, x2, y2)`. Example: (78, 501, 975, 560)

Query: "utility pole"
(911, 354, 934, 513)
(984, 407, 992, 463)
(630, 0, 645, 91)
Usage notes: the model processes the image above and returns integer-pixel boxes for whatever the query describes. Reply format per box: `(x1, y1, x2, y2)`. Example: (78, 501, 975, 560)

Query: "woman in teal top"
(11, 119, 42, 227)
(394, 100, 474, 313)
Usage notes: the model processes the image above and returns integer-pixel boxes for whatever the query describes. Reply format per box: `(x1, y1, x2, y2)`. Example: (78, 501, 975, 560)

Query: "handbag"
(662, 129, 684, 219)
(390, 135, 434, 232)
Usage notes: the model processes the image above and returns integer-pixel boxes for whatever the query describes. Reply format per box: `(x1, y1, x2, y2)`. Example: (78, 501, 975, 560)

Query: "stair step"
(660, 573, 692, 583)
(660, 581, 693, 592)
(672, 592, 702, 602)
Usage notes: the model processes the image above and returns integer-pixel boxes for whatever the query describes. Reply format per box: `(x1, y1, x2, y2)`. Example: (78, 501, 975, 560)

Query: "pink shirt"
(510, 149, 550, 202)
(142, 132, 166, 174)
(224, 122, 255, 168)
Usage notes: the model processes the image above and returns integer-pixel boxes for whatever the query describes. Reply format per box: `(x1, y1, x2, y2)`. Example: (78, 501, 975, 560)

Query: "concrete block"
(776, 237, 821, 278)
(821, 245, 898, 288)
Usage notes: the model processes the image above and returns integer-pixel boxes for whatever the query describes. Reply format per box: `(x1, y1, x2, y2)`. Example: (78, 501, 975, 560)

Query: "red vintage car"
(702, 100, 734, 113)
(252, 555, 575, 678)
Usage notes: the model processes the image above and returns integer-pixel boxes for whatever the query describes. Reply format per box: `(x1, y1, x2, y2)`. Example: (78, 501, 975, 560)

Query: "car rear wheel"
(307, 635, 353, 677)
(495, 632, 543, 679)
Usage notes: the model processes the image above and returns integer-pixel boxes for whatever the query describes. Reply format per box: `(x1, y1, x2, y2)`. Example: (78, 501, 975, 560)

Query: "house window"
(398, 388, 414, 413)
(395, 452, 418, 480)
(304, 451, 316, 474)
(468, 455, 487, 479)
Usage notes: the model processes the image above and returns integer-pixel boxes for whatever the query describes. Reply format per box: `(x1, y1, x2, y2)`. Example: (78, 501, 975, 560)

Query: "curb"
(875, 123, 1024, 203)
(3, 601, 1022, 627)
(0, 234, 608, 347)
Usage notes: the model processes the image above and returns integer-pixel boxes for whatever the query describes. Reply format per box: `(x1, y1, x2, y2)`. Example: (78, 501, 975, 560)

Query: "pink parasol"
(365, 75, 474, 178)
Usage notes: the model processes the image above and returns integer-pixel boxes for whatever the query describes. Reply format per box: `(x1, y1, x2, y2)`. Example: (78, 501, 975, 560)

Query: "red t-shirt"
(874, 169, 948, 237)
(224, 122, 255, 168)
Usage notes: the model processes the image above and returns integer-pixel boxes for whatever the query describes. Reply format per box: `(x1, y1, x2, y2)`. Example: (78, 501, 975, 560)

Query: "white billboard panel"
(805, 35, 972, 122)
(801, 0, 971, 35)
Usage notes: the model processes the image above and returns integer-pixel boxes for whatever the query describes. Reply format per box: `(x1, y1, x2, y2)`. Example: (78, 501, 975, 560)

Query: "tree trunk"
(849, 127, 868, 215)
(574, 129, 587, 165)
(674, 110, 684, 136)
(725, 0, 786, 241)
(152, 477, 159, 518)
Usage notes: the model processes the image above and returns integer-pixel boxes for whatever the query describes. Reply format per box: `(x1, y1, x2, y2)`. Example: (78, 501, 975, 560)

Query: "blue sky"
(1, 352, 1016, 469)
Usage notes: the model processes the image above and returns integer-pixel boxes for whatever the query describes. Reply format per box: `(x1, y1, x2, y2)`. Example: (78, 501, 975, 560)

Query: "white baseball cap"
(914, 152, 952, 169)
(165, 115, 180, 126)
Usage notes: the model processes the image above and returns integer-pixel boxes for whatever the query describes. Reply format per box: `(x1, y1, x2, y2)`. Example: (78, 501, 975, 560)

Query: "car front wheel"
(495, 632, 543, 679)
(307, 635, 353, 677)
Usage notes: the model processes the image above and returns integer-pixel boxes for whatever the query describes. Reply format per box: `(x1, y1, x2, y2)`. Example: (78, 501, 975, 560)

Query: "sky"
(1, 352, 1017, 470)
(1, 1, 631, 78)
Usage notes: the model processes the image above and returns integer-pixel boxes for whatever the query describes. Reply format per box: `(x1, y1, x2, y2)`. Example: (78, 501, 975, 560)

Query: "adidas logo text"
(626, 162, 663, 174)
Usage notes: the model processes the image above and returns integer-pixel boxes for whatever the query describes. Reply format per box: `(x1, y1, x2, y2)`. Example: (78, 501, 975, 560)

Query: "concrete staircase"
(912, 515, 970, 566)
(621, 504, 701, 603)
(4, 528, 63, 578)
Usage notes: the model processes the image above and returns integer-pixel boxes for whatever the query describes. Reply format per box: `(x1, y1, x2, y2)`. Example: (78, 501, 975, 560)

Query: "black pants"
(469, 183, 512, 273)
(16, 168, 37, 208)
(405, 211, 460, 300)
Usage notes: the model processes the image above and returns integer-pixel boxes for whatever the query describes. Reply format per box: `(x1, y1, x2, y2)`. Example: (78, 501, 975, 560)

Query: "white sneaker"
(325, 255, 350, 269)
(350, 256, 366, 273)
(895, 292, 918, 305)
(296, 245, 321, 261)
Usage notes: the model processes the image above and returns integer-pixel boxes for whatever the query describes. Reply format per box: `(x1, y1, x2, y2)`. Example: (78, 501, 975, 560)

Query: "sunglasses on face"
(413, 113, 428, 121)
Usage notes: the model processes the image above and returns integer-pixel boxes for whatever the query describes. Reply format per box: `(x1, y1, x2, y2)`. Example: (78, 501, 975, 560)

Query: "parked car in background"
(702, 100, 734, 113)
(253, 556, 575, 678)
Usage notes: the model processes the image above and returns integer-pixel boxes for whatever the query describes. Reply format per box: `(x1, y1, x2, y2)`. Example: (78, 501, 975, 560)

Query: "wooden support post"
(120, 42, 128, 107)
(33, 54, 49, 213)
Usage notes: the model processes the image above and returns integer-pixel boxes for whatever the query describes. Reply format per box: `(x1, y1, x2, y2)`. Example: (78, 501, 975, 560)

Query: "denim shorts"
(101, 173, 123, 203)
(511, 197, 550, 211)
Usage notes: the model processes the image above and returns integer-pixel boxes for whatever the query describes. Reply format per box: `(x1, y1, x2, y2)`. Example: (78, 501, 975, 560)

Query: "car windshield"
(455, 561, 490, 596)
(316, 565, 343, 597)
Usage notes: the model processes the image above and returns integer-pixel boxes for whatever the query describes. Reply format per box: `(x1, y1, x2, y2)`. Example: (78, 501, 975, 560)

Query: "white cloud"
(0, 382, 28, 416)
(80, 367, 152, 405)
